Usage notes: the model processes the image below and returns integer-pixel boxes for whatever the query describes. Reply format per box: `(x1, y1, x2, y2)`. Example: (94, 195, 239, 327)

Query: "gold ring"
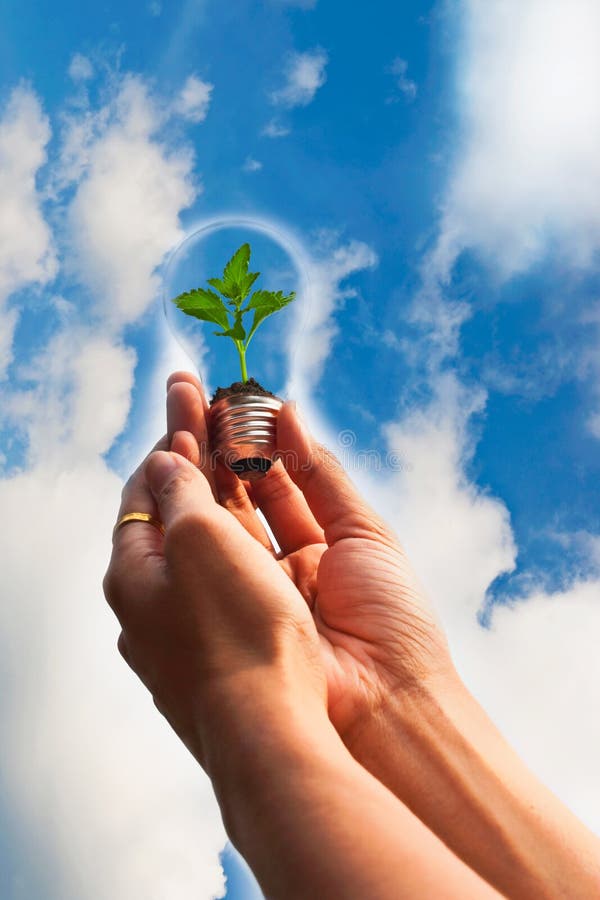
(113, 512, 165, 541)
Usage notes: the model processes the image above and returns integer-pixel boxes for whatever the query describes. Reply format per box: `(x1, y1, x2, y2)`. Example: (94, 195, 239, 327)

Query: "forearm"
(345, 673, 600, 899)
(206, 693, 499, 900)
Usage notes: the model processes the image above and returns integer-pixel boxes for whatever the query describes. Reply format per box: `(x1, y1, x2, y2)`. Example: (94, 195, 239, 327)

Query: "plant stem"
(236, 341, 248, 382)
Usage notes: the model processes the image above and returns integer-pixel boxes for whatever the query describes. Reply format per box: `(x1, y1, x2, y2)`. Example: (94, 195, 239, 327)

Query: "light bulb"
(162, 217, 308, 480)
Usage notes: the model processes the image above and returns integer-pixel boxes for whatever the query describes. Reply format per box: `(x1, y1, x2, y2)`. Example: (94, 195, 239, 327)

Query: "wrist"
(341, 663, 464, 763)
(341, 669, 600, 900)
(208, 690, 346, 848)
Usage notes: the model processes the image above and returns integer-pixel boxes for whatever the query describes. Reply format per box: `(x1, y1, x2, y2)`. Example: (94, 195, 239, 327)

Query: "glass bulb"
(162, 217, 308, 480)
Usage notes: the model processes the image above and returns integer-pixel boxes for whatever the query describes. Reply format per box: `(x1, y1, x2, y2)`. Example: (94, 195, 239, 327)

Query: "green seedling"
(170, 243, 296, 383)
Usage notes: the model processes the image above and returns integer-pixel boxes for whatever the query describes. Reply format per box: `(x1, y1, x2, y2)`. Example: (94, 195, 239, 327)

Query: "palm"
(279, 534, 449, 739)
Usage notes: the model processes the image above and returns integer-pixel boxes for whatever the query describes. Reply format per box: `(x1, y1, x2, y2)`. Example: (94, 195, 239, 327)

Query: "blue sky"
(2, 1, 600, 898)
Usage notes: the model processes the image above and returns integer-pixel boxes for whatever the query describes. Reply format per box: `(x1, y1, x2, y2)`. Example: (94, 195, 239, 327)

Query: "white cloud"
(0, 457, 227, 900)
(0, 314, 229, 898)
(439, 0, 600, 278)
(0, 70, 229, 899)
(409, 0, 600, 378)
(388, 57, 417, 102)
(0, 84, 57, 376)
(377, 397, 600, 832)
(62, 75, 197, 327)
(361, 0, 600, 838)
(8, 328, 135, 467)
(287, 233, 378, 401)
(174, 75, 213, 123)
(271, 49, 328, 108)
(261, 119, 290, 138)
(0, 307, 19, 379)
(376, 374, 516, 630)
(470, 578, 600, 833)
(356, 370, 600, 837)
(68, 53, 94, 82)
(242, 156, 263, 173)
(148, 0, 162, 15)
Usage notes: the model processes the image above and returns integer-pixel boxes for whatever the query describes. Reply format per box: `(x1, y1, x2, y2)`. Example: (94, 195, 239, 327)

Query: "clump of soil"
(211, 377, 277, 405)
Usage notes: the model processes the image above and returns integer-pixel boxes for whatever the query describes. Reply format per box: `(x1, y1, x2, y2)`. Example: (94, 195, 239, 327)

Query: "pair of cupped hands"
(104, 371, 452, 780)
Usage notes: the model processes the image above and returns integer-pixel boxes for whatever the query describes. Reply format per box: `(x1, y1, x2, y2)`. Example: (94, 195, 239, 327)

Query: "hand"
(245, 401, 600, 900)
(103, 374, 328, 775)
(241, 404, 455, 744)
(172, 376, 455, 744)
(104, 375, 505, 900)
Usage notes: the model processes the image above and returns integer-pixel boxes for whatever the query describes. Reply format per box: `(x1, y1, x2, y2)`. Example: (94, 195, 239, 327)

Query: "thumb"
(277, 403, 390, 545)
(145, 450, 215, 535)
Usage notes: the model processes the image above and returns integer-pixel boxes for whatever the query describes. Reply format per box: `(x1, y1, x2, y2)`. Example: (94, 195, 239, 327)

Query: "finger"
(112, 433, 168, 558)
(115, 372, 205, 533)
(171, 430, 200, 466)
(146, 450, 314, 626)
(104, 450, 165, 622)
(145, 450, 217, 545)
(277, 403, 392, 546)
(166, 380, 216, 495)
(166, 380, 207, 443)
(166, 380, 272, 549)
(250, 459, 324, 555)
(214, 460, 274, 552)
(278, 544, 326, 610)
(166, 370, 204, 395)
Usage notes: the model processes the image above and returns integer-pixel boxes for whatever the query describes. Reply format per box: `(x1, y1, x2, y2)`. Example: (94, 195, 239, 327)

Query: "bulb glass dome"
(162, 217, 306, 397)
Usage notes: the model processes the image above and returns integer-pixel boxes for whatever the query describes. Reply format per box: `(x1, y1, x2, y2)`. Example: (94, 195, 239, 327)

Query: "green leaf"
(206, 277, 229, 296)
(210, 244, 260, 306)
(245, 289, 296, 345)
(214, 311, 246, 341)
(224, 243, 251, 283)
(172, 288, 230, 331)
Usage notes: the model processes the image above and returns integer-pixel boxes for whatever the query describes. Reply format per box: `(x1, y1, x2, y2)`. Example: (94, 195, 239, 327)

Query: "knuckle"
(158, 466, 195, 506)
(221, 483, 252, 514)
(117, 632, 129, 662)
(259, 465, 295, 505)
(102, 566, 124, 616)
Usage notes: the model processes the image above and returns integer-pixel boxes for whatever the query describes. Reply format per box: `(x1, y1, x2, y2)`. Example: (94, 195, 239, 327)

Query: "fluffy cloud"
(174, 75, 213, 123)
(68, 53, 94, 81)
(261, 119, 290, 138)
(6, 329, 136, 467)
(388, 403, 600, 833)
(364, 0, 600, 837)
(62, 75, 197, 327)
(287, 233, 378, 403)
(377, 375, 516, 626)
(242, 156, 263, 172)
(0, 85, 57, 376)
(409, 0, 600, 377)
(439, 0, 600, 278)
(0, 455, 226, 900)
(271, 49, 328, 108)
(0, 70, 229, 900)
(470, 579, 600, 833)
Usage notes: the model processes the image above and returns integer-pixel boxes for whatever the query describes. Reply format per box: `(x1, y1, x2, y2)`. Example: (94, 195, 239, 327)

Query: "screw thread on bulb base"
(209, 394, 283, 480)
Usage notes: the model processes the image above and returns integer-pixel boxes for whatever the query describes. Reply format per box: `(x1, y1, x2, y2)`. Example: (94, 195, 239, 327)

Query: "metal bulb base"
(210, 393, 283, 481)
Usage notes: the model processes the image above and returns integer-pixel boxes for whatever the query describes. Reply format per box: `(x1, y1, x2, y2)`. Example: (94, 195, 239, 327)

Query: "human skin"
(156, 374, 600, 900)
(103, 375, 500, 899)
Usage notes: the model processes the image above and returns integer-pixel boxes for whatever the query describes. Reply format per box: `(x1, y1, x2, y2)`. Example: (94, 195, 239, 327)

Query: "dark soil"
(210, 377, 277, 405)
